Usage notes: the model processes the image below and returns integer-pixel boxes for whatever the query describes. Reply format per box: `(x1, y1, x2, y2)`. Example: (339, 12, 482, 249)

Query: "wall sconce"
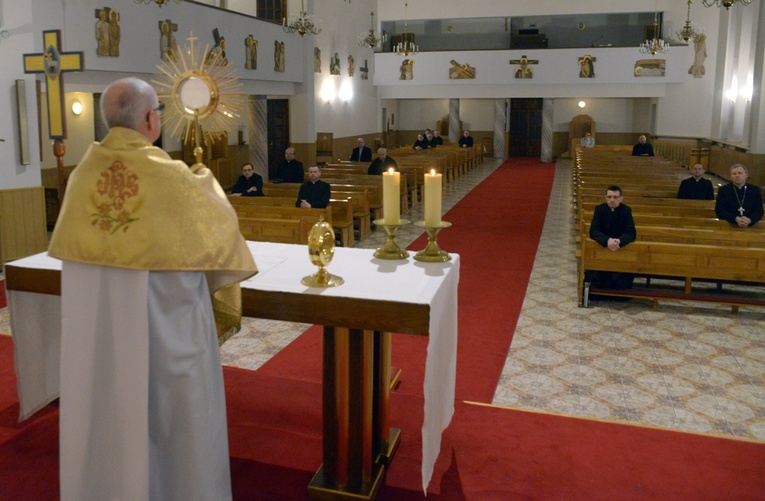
(339, 80, 353, 102)
(320, 79, 336, 103)
(71, 100, 83, 115)
(578, 100, 587, 108)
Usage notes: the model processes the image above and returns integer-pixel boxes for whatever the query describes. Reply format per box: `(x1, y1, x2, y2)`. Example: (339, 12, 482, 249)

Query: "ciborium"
(372, 218, 411, 260)
(302, 217, 344, 287)
(413, 220, 452, 262)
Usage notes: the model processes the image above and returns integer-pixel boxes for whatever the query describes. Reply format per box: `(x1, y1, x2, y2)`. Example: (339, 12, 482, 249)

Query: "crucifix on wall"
(23, 29, 85, 203)
(509, 55, 538, 79)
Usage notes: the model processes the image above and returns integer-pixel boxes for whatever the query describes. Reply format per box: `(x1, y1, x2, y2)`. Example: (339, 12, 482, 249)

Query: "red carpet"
(0, 280, 6, 310)
(260, 158, 555, 403)
(2, 342, 764, 500)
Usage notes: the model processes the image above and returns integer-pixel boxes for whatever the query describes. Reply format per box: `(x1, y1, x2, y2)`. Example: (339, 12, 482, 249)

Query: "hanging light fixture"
(134, 0, 182, 6)
(639, 4, 669, 56)
(394, 2, 418, 56)
(676, 0, 703, 42)
(358, 11, 387, 49)
(702, 0, 752, 9)
(282, 0, 322, 37)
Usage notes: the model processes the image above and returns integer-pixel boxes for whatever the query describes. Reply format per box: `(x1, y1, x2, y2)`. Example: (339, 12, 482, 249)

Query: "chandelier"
(134, 0, 182, 6)
(639, 8, 669, 56)
(358, 11, 387, 49)
(676, 0, 702, 42)
(394, 2, 418, 56)
(702, 0, 752, 8)
(282, 0, 322, 37)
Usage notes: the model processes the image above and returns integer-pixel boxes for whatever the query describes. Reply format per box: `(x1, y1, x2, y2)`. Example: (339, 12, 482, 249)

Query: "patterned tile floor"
(3, 157, 764, 443)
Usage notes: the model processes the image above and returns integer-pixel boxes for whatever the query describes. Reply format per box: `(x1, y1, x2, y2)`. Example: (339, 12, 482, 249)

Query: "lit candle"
(382, 167, 400, 224)
(424, 168, 442, 227)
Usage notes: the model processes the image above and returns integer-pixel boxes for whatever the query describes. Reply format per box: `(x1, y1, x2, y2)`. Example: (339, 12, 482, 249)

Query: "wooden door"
(267, 99, 290, 180)
(509, 98, 542, 157)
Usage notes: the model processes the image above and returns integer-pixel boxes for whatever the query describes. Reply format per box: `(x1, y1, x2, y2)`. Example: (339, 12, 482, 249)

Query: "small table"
(6, 241, 459, 499)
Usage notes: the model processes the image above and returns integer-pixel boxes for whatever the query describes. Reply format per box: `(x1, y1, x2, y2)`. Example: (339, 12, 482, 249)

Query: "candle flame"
(388, 167, 395, 174)
(430, 169, 436, 176)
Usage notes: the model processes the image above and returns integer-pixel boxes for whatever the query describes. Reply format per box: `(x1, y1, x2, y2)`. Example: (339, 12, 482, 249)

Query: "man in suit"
(350, 138, 372, 162)
(276, 147, 304, 183)
(459, 130, 474, 148)
(588, 185, 636, 290)
(715, 164, 763, 227)
(677, 163, 714, 200)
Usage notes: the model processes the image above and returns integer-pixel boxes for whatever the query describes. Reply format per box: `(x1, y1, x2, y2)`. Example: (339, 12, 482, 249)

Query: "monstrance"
(152, 32, 242, 165)
(302, 217, 344, 287)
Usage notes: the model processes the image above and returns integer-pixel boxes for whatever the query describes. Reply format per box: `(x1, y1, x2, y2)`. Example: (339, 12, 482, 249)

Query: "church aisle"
(493, 159, 765, 443)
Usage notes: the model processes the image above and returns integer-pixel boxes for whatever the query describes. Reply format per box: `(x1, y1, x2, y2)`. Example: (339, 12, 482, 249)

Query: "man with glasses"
(231, 162, 264, 196)
(276, 147, 304, 183)
(48, 77, 257, 500)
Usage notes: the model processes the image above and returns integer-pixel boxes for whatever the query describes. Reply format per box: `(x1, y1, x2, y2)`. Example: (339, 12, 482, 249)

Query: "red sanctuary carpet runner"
(2, 159, 764, 499)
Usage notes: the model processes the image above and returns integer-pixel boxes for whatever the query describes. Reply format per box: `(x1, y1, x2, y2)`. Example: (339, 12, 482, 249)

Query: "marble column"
(248, 95, 269, 180)
(493, 99, 507, 159)
(541, 98, 554, 163)
(448, 98, 460, 143)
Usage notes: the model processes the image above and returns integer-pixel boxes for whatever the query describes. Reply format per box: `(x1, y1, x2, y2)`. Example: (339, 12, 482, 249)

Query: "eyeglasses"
(242, 168, 253, 172)
(152, 102, 165, 112)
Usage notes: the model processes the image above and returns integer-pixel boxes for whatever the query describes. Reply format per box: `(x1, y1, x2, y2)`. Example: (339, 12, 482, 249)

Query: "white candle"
(382, 168, 400, 224)
(424, 168, 442, 227)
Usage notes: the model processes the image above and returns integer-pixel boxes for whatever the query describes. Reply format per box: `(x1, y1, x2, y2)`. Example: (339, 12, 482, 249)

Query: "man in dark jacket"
(231, 163, 264, 197)
(588, 185, 636, 290)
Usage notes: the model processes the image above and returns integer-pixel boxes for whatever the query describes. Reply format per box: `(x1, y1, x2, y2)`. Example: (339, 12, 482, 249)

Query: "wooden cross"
(509, 55, 538, 79)
(23, 30, 84, 202)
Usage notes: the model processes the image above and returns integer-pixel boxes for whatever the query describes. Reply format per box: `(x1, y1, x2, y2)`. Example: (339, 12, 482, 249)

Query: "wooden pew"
(233, 205, 331, 244)
(228, 196, 354, 247)
(238, 217, 306, 244)
(578, 238, 765, 311)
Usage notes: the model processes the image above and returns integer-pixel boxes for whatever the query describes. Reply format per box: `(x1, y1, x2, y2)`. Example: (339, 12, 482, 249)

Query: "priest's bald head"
(100, 77, 163, 143)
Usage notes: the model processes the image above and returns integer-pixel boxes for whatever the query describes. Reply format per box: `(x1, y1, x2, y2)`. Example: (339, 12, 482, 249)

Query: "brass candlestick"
(413, 221, 452, 262)
(372, 218, 411, 260)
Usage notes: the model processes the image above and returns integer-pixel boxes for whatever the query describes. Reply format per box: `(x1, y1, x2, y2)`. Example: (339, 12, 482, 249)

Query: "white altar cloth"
(6, 241, 460, 493)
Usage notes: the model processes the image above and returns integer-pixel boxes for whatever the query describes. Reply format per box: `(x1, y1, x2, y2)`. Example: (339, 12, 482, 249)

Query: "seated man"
(368, 147, 398, 175)
(677, 163, 714, 200)
(433, 130, 444, 145)
(458, 130, 474, 148)
(581, 132, 595, 148)
(276, 147, 304, 183)
(296, 164, 331, 209)
(349, 137, 372, 162)
(425, 131, 438, 148)
(631, 135, 654, 156)
(587, 185, 636, 290)
(714, 164, 763, 227)
(231, 163, 264, 197)
(412, 133, 430, 150)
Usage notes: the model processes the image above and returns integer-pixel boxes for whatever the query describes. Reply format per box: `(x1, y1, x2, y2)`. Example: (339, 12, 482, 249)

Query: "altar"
(6, 241, 459, 498)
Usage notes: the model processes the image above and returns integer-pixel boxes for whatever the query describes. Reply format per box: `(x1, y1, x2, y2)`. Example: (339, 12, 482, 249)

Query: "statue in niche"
(95, 8, 110, 56)
(206, 28, 227, 65)
(399, 59, 414, 80)
(108, 9, 120, 57)
(448, 60, 475, 79)
(360, 59, 369, 80)
(330, 52, 340, 75)
(347, 55, 355, 77)
(689, 33, 706, 78)
(244, 35, 257, 69)
(578, 55, 595, 78)
(159, 20, 179, 62)
(314, 47, 321, 73)
(274, 40, 285, 72)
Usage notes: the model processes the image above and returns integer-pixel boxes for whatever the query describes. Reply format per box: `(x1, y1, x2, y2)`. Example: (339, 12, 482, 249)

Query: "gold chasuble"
(49, 127, 257, 343)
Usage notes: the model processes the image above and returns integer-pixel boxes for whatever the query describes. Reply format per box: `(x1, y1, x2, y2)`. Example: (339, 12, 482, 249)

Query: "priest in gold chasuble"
(48, 77, 257, 501)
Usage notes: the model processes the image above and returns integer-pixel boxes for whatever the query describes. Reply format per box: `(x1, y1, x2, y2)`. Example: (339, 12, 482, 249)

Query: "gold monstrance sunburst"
(152, 31, 242, 163)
